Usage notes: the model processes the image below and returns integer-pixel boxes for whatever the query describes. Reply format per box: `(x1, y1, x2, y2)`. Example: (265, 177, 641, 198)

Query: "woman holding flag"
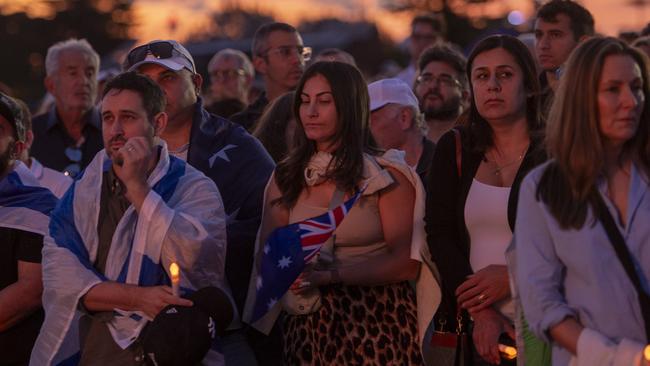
(244, 61, 425, 364)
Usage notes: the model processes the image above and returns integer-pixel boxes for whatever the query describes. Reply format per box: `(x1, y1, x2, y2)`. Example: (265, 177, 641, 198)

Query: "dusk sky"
(0, 0, 647, 43)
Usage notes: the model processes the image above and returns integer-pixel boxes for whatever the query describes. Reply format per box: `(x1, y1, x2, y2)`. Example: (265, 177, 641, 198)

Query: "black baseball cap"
(141, 287, 233, 366)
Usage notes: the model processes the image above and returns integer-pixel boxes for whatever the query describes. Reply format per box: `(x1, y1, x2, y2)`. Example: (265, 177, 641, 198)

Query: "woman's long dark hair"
(274, 61, 378, 208)
(464, 35, 543, 152)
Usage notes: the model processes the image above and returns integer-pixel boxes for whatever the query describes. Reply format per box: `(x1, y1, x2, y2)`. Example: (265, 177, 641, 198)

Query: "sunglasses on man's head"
(124, 41, 178, 70)
(63, 145, 82, 178)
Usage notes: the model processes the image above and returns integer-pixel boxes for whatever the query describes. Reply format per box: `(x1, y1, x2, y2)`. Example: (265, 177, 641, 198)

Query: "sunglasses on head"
(125, 41, 177, 70)
(63, 145, 82, 178)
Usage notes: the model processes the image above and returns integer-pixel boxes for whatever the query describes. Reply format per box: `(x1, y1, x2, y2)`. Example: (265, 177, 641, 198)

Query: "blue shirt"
(514, 161, 650, 365)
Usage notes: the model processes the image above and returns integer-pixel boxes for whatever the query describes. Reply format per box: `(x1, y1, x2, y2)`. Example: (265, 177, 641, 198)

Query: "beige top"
(289, 153, 396, 268)
(290, 192, 386, 269)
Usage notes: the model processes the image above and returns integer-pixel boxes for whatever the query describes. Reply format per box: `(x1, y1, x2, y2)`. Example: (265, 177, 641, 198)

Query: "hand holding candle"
(170, 262, 180, 297)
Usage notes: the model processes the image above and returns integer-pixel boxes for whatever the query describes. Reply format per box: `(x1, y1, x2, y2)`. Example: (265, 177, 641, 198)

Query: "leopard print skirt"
(281, 281, 422, 365)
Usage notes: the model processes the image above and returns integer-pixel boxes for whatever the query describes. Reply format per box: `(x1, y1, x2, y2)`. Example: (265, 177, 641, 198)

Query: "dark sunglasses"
(124, 41, 175, 70)
(63, 145, 82, 178)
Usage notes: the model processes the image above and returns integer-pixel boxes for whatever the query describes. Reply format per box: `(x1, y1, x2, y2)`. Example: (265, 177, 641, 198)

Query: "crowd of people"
(1, 0, 649, 365)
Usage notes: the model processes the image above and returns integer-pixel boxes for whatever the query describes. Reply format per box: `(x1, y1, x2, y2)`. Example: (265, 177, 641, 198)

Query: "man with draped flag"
(0, 92, 58, 365)
(30, 72, 234, 366)
(243, 189, 363, 331)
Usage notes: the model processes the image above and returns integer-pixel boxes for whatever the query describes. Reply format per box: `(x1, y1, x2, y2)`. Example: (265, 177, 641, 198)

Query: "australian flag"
(249, 189, 364, 323)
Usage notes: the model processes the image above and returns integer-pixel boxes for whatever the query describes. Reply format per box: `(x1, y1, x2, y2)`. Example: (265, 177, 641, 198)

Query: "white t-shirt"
(464, 178, 514, 320)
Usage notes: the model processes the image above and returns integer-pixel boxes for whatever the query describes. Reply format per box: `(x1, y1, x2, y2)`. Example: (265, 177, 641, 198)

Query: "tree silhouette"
(381, 0, 526, 48)
(187, 5, 274, 42)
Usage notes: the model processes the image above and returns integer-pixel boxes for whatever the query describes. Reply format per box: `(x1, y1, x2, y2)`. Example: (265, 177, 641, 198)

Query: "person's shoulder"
(435, 127, 463, 156)
(522, 160, 553, 189)
(31, 112, 52, 134)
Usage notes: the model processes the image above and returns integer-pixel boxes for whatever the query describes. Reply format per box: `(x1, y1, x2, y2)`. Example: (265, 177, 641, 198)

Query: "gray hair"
(45, 38, 100, 77)
(207, 48, 254, 78)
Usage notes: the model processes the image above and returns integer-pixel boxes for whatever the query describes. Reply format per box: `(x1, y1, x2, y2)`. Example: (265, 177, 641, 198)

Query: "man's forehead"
(267, 30, 302, 46)
(423, 60, 459, 76)
(58, 50, 97, 69)
(534, 13, 572, 31)
(210, 56, 241, 71)
(412, 22, 436, 35)
(137, 63, 179, 77)
(102, 89, 144, 110)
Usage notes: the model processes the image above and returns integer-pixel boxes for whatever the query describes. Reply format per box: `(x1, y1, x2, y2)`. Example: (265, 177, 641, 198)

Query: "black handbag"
(429, 309, 472, 366)
(594, 193, 650, 342)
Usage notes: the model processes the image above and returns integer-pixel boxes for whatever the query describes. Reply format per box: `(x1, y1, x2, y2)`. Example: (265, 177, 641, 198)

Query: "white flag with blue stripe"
(30, 142, 232, 366)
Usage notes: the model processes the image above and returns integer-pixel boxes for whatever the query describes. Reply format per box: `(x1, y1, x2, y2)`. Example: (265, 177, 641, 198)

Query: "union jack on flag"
(248, 189, 364, 324)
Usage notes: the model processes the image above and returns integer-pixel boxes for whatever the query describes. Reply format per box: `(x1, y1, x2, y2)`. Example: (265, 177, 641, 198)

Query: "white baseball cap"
(368, 78, 419, 112)
(125, 40, 196, 74)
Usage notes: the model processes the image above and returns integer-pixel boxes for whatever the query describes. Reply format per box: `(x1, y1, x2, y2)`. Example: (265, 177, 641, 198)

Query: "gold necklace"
(485, 146, 528, 176)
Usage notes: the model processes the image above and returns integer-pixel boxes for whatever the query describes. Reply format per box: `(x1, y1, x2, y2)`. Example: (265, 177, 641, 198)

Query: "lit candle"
(170, 262, 180, 297)
(644, 345, 650, 363)
(498, 344, 517, 360)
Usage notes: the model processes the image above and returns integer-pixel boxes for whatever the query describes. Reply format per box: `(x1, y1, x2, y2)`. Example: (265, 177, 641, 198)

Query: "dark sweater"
(424, 126, 546, 329)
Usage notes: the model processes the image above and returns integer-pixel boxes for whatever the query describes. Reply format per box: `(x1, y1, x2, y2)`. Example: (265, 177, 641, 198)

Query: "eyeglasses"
(63, 145, 82, 177)
(261, 46, 312, 62)
(210, 69, 246, 82)
(124, 41, 195, 72)
(416, 73, 462, 88)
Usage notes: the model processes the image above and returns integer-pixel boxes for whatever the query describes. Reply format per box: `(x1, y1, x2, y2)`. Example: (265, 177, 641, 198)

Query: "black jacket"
(424, 126, 546, 329)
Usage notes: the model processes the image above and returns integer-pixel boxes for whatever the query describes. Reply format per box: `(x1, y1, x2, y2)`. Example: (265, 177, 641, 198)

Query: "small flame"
(170, 262, 179, 278)
(644, 345, 650, 361)
(498, 344, 517, 360)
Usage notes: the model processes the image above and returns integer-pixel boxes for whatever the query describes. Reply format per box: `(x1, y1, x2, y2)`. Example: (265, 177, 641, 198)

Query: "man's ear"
(253, 56, 267, 76)
(25, 130, 34, 151)
(11, 140, 26, 160)
(152, 111, 168, 136)
(192, 73, 203, 96)
(400, 107, 414, 130)
(461, 89, 471, 109)
(44, 76, 55, 94)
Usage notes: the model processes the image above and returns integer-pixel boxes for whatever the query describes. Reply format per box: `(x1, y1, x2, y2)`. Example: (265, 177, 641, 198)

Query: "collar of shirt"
(44, 105, 101, 133)
(29, 158, 44, 180)
(107, 167, 126, 197)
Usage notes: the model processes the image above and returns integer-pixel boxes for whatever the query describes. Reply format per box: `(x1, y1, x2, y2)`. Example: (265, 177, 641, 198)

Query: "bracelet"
(330, 269, 342, 284)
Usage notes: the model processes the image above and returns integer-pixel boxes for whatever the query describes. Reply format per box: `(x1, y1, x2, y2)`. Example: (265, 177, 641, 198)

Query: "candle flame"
(498, 344, 517, 360)
(644, 344, 650, 361)
(170, 262, 179, 278)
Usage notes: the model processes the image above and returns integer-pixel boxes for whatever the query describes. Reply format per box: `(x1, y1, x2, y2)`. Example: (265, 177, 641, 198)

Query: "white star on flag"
(208, 144, 237, 167)
(263, 244, 270, 254)
(267, 297, 277, 310)
(256, 276, 263, 290)
(277, 256, 292, 269)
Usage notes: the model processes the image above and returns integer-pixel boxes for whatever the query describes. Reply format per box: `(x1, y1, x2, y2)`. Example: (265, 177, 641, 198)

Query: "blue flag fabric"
(0, 168, 58, 216)
(249, 189, 363, 324)
(0, 163, 58, 238)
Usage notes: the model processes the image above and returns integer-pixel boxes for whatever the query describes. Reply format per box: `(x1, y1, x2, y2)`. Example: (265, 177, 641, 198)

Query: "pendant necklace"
(485, 145, 529, 176)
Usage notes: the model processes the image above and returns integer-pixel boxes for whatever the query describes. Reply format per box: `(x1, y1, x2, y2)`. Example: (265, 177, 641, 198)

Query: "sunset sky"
(0, 0, 647, 43)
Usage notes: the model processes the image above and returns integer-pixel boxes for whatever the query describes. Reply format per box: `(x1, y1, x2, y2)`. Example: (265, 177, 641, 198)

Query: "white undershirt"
(168, 143, 189, 161)
(464, 178, 514, 320)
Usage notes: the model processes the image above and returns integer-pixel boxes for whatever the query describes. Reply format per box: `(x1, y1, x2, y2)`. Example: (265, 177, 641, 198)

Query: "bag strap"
(594, 193, 650, 342)
(453, 128, 462, 178)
